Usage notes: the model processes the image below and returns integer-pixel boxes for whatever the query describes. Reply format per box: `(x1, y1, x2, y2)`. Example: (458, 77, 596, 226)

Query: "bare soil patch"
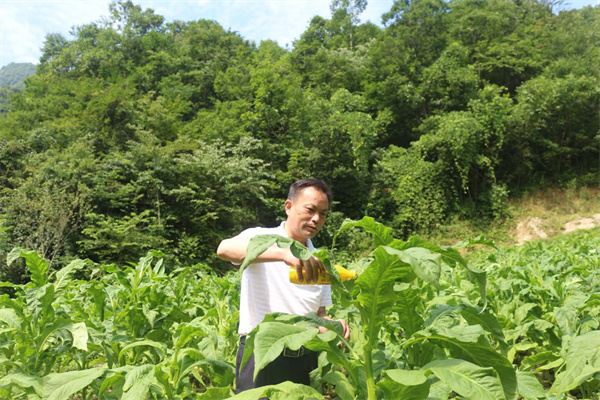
(511, 187, 600, 246)
(563, 214, 600, 234)
(515, 214, 600, 245)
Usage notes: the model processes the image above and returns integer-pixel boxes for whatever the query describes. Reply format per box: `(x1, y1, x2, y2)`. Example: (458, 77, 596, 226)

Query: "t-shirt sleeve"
(226, 227, 262, 266)
(230, 227, 283, 266)
(235, 227, 263, 240)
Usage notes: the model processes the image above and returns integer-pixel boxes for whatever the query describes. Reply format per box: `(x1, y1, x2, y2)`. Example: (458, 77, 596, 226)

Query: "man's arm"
(216, 237, 289, 264)
(216, 237, 325, 282)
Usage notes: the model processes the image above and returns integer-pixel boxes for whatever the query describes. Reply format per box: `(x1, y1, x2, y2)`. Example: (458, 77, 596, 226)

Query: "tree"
(0, 147, 92, 266)
(369, 145, 448, 236)
(330, 0, 368, 49)
(504, 75, 600, 188)
(418, 42, 479, 116)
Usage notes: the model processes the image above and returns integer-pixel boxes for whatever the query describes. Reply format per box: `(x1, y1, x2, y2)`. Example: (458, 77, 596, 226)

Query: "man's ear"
(284, 199, 293, 215)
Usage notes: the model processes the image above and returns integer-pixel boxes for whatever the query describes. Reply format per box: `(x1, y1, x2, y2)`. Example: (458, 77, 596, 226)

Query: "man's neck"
(283, 221, 307, 246)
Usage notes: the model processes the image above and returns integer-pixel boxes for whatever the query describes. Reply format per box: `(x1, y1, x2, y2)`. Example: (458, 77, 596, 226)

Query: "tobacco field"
(0, 218, 599, 399)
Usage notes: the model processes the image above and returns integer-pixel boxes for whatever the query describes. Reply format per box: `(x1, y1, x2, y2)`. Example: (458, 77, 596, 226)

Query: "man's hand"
(318, 319, 350, 340)
(317, 307, 350, 341)
(283, 250, 326, 283)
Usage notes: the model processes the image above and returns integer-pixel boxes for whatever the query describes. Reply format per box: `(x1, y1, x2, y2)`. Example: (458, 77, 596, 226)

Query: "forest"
(0, 0, 598, 275)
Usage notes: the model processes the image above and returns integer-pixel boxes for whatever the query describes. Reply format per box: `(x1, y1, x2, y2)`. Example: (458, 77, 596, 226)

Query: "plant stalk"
(363, 343, 377, 400)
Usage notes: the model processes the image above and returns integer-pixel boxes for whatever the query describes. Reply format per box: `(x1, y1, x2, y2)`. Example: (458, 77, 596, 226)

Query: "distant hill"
(0, 62, 36, 88)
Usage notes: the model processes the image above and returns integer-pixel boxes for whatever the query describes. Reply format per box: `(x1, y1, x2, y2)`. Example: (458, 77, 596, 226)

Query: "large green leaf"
(460, 305, 507, 352)
(6, 247, 23, 267)
(8, 249, 49, 288)
(42, 368, 106, 400)
(377, 377, 430, 400)
(67, 322, 89, 351)
(98, 370, 125, 398)
(554, 306, 577, 337)
(384, 369, 428, 386)
(355, 247, 416, 342)
(198, 386, 233, 399)
(37, 317, 76, 356)
(393, 284, 425, 337)
(384, 246, 441, 289)
(516, 371, 545, 399)
(520, 351, 560, 371)
(334, 216, 394, 247)
(53, 259, 87, 293)
(240, 235, 313, 272)
(0, 372, 44, 396)
(436, 325, 490, 346)
(323, 370, 355, 400)
(424, 359, 505, 400)
(251, 321, 319, 379)
(122, 364, 155, 400)
(407, 333, 517, 400)
(550, 330, 600, 394)
(228, 381, 325, 400)
(0, 308, 21, 330)
(28, 283, 56, 323)
(0, 295, 25, 320)
(298, 311, 345, 337)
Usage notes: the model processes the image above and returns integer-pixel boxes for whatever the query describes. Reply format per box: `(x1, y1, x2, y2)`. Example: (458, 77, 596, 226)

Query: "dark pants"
(235, 336, 318, 394)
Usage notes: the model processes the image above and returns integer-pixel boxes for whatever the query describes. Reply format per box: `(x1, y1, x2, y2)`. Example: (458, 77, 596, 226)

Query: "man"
(217, 178, 350, 393)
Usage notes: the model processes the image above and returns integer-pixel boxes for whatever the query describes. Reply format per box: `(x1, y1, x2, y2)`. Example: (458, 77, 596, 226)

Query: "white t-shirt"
(235, 222, 333, 335)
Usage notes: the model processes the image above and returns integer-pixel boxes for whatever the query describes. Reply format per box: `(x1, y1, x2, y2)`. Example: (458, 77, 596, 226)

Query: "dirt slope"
(515, 214, 600, 246)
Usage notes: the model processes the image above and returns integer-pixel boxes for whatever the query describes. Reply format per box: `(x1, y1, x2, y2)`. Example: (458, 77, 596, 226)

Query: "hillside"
(0, 62, 36, 87)
(0, 62, 36, 113)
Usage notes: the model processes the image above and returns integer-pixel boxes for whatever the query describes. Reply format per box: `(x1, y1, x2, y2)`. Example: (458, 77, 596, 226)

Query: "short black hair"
(287, 178, 332, 207)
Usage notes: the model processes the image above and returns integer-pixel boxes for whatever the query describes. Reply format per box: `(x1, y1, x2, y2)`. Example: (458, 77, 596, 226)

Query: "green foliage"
(506, 74, 600, 187)
(369, 146, 448, 236)
(0, 249, 240, 399)
(369, 84, 513, 234)
(0, 222, 599, 398)
(1, 179, 90, 267)
(418, 42, 479, 114)
(482, 228, 600, 397)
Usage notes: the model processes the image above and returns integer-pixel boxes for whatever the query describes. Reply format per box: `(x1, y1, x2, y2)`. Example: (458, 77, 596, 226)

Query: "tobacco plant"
(0, 249, 238, 399)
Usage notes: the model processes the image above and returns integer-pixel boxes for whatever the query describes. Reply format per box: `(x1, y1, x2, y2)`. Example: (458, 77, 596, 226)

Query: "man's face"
(284, 186, 329, 244)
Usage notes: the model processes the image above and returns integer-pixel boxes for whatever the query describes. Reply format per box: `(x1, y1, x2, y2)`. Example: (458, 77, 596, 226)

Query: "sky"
(1, 0, 599, 69)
